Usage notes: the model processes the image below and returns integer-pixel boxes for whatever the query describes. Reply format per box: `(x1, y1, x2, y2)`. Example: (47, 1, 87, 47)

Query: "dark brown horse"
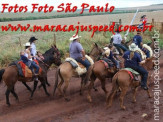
(0, 45, 61, 106)
(106, 57, 154, 110)
(53, 43, 103, 101)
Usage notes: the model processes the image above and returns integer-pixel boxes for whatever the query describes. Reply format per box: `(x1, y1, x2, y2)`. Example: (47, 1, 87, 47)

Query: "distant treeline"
(0, 9, 163, 22)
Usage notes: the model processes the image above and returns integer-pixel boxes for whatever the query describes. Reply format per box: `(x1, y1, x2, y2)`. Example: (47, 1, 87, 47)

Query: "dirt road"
(0, 55, 163, 122)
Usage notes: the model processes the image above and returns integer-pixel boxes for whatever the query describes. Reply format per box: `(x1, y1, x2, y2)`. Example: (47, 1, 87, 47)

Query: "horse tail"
(53, 68, 60, 96)
(106, 73, 119, 104)
(0, 69, 5, 83)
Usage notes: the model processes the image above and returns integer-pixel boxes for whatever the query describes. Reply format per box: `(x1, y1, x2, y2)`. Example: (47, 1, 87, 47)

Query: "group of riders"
(20, 15, 150, 91)
(69, 15, 150, 91)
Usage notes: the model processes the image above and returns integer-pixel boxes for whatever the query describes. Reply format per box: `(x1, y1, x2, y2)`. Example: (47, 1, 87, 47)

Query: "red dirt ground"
(0, 52, 163, 122)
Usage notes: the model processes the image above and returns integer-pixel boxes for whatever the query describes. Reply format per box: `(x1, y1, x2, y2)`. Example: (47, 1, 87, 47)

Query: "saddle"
(65, 55, 94, 76)
(122, 68, 140, 81)
(99, 58, 114, 69)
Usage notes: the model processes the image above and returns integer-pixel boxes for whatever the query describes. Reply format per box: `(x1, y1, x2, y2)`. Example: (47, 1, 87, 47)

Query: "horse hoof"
(132, 100, 136, 103)
(94, 89, 98, 92)
(65, 98, 70, 102)
(87, 96, 92, 103)
(29, 97, 33, 100)
(121, 106, 126, 110)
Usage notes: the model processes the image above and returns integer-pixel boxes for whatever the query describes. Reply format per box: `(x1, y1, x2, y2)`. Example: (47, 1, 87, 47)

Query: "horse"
(53, 43, 103, 101)
(0, 45, 61, 106)
(106, 57, 154, 110)
(86, 55, 126, 103)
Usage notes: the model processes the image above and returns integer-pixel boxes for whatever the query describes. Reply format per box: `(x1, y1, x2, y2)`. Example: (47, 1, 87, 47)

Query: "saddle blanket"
(18, 60, 42, 78)
(121, 68, 140, 81)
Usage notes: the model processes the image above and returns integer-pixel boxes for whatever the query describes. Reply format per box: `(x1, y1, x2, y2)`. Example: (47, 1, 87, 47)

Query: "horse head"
(89, 43, 104, 61)
(43, 45, 62, 66)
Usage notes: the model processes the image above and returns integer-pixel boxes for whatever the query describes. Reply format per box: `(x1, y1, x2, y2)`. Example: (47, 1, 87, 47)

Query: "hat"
(129, 43, 138, 51)
(104, 49, 111, 57)
(24, 42, 31, 47)
(29, 36, 38, 43)
(141, 15, 146, 19)
(70, 34, 81, 41)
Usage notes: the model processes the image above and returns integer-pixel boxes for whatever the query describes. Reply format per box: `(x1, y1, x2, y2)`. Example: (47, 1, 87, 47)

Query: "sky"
(0, 0, 162, 11)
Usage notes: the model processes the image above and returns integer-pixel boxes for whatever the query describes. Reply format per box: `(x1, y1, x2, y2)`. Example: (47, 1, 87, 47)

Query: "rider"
(133, 31, 150, 58)
(104, 44, 120, 69)
(23, 42, 40, 76)
(123, 43, 148, 90)
(112, 30, 128, 55)
(69, 34, 91, 71)
(29, 36, 38, 60)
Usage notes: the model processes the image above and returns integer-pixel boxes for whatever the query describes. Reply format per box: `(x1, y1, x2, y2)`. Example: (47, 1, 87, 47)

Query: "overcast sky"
(0, 0, 162, 11)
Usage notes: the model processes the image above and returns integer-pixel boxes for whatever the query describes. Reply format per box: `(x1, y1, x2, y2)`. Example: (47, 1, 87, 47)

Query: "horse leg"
(63, 79, 70, 101)
(106, 87, 117, 108)
(147, 89, 152, 98)
(38, 76, 50, 89)
(99, 77, 108, 94)
(132, 87, 138, 103)
(40, 79, 50, 96)
(5, 88, 11, 106)
(87, 76, 96, 103)
(11, 87, 19, 102)
(119, 87, 128, 110)
(22, 82, 32, 92)
(80, 77, 85, 95)
(45, 77, 50, 86)
(58, 80, 64, 96)
(30, 80, 38, 99)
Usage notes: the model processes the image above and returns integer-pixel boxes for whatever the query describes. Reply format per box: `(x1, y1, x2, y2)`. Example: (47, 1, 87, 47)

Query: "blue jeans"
(29, 61, 40, 74)
(126, 65, 148, 87)
(113, 44, 128, 54)
(76, 58, 91, 71)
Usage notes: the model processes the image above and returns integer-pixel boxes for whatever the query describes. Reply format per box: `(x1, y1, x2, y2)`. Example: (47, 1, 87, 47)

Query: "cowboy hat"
(29, 36, 38, 43)
(70, 34, 81, 41)
(129, 43, 138, 52)
(104, 49, 111, 57)
(24, 42, 31, 47)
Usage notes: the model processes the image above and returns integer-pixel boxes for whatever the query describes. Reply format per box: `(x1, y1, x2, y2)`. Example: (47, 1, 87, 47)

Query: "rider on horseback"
(69, 34, 91, 70)
(112, 30, 128, 55)
(123, 43, 148, 90)
(133, 31, 150, 58)
(22, 42, 40, 77)
(103, 44, 120, 69)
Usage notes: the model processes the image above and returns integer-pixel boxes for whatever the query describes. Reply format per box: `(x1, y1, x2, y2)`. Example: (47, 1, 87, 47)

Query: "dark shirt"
(21, 55, 29, 64)
(108, 51, 114, 60)
(123, 51, 142, 67)
(133, 35, 142, 48)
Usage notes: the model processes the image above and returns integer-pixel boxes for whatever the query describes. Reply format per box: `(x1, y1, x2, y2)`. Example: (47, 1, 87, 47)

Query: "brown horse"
(106, 57, 154, 110)
(53, 43, 103, 101)
(0, 45, 61, 106)
(86, 56, 125, 103)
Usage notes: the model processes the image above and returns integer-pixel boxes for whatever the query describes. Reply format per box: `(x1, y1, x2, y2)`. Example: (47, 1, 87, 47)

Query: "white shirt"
(113, 33, 122, 44)
(30, 43, 36, 58)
